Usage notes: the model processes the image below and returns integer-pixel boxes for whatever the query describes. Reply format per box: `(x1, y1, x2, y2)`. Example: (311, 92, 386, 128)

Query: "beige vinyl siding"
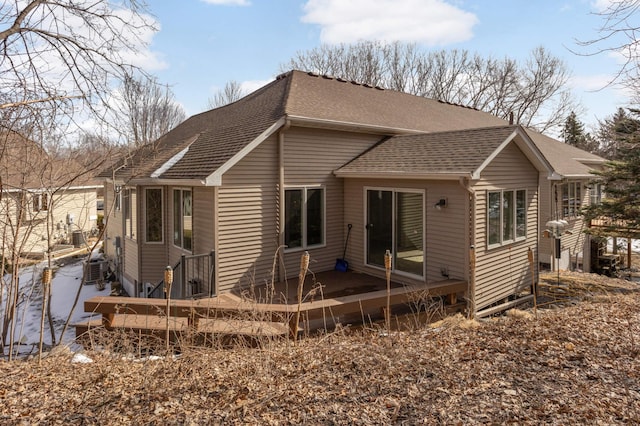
(472, 142, 539, 310)
(193, 186, 215, 255)
(217, 135, 279, 293)
(281, 128, 381, 280)
(104, 184, 122, 261)
(342, 178, 467, 287)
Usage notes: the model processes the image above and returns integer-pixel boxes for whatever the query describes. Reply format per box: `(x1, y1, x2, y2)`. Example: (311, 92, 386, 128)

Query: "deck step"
(74, 314, 289, 338)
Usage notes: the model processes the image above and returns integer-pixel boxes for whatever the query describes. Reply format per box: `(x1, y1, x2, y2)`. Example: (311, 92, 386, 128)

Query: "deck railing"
(146, 250, 216, 299)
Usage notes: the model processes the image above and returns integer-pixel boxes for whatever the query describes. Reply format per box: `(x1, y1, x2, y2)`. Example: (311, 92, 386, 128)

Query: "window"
(145, 188, 163, 243)
(173, 189, 192, 251)
(590, 183, 602, 206)
(124, 188, 137, 239)
(561, 181, 582, 218)
(488, 189, 527, 247)
(285, 187, 324, 250)
(32, 193, 48, 212)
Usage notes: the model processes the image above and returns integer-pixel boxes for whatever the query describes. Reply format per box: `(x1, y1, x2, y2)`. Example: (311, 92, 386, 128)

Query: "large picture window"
(145, 188, 163, 243)
(285, 187, 324, 250)
(488, 189, 527, 247)
(173, 189, 192, 251)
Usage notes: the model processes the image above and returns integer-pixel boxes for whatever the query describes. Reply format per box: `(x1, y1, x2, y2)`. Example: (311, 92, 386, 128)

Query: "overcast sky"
(139, 0, 629, 131)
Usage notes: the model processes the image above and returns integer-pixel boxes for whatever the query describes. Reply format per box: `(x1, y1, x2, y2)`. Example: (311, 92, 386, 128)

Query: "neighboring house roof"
(103, 70, 603, 184)
(335, 125, 555, 180)
(0, 131, 100, 192)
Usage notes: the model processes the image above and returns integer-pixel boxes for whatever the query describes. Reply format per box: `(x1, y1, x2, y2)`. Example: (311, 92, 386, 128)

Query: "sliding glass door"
(366, 189, 424, 277)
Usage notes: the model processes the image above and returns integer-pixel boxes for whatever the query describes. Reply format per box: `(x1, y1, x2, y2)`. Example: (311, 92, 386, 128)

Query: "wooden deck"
(75, 270, 467, 342)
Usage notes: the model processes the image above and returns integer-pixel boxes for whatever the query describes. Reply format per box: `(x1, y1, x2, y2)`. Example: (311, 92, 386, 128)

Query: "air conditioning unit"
(84, 259, 106, 284)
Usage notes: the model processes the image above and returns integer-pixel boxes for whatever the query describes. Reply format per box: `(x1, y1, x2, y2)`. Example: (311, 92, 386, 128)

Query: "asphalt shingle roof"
(337, 126, 519, 176)
(103, 70, 604, 182)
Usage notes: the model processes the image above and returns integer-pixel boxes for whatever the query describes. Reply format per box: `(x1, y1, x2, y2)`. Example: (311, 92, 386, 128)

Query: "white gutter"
(333, 171, 470, 180)
(277, 119, 291, 282)
(459, 176, 476, 319)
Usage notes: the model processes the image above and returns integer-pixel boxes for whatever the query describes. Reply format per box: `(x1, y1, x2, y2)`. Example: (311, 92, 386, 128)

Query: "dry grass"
(1, 274, 639, 424)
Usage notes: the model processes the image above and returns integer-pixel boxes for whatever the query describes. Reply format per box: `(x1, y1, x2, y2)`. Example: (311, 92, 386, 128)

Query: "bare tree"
(577, 0, 640, 95)
(0, 1, 156, 358)
(283, 41, 577, 133)
(0, 1, 156, 127)
(118, 74, 186, 147)
(207, 80, 245, 109)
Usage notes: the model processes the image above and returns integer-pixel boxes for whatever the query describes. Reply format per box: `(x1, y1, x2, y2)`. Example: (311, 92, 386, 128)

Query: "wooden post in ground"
(468, 246, 476, 319)
(293, 251, 309, 341)
(164, 266, 173, 352)
(528, 247, 537, 317)
(384, 249, 392, 334)
(39, 267, 52, 365)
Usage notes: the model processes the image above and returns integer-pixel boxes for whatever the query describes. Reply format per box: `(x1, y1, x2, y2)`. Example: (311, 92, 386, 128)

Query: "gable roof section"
(103, 75, 290, 182)
(103, 70, 604, 185)
(284, 71, 506, 133)
(335, 126, 555, 180)
(524, 130, 606, 178)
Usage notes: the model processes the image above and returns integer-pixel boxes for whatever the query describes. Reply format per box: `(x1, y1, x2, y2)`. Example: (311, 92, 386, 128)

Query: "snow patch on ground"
(1, 250, 107, 355)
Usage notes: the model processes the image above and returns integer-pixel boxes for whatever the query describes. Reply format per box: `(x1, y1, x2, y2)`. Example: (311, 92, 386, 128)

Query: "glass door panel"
(395, 192, 424, 276)
(366, 190, 392, 267)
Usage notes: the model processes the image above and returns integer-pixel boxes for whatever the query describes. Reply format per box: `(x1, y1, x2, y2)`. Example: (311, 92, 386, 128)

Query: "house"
(525, 132, 606, 271)
(100, 70, 603, 316)
(0, 131, 99, 262)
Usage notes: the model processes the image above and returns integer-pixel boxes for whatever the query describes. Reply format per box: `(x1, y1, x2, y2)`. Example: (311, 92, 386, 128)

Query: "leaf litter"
(0, 271, 638, 424)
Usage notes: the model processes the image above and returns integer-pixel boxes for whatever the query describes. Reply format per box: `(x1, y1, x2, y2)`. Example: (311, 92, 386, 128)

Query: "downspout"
(459, 177, 476, 319)
(278, 119, 291, 283)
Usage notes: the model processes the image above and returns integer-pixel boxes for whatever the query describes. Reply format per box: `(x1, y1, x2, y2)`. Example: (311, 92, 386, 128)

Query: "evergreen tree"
(561, 111, 597, 152)
(595, 108, 640, 160)
(585, 109, 640, 231)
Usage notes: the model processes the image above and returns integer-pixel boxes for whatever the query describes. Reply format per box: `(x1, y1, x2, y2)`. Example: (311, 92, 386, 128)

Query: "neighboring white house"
(0, 131, 99, 263)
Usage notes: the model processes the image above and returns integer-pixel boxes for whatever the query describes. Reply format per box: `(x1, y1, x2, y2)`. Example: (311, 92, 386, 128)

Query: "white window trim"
(487, 189, 527, 250)
(144, 187, 164, 244)
(283, 185, 326, 253)
(363, 186, 426, 279)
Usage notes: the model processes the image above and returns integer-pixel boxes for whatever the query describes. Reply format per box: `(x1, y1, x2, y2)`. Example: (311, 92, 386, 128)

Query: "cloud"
(200, 0, 251, 5)
(239, 79, 273, 93)
(301, 0, 478, 46)
(591, 0, 614, 12)
(569, 74, 615, 91)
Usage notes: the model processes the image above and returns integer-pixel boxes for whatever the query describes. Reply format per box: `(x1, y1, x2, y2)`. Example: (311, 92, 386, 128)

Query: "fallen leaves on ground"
(1, 273, 639, 424)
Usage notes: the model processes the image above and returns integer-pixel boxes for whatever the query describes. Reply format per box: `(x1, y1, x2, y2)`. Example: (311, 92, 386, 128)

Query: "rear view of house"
(101, 70, 603, 317)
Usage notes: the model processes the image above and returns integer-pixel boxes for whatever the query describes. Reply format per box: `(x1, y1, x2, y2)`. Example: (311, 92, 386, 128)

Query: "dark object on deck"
(335, 224, 353, 272)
